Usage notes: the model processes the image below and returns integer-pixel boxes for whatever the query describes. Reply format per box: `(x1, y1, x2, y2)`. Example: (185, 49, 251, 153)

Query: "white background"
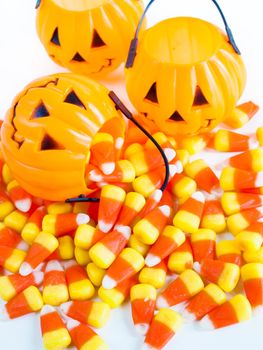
(0, 0, 263, 349)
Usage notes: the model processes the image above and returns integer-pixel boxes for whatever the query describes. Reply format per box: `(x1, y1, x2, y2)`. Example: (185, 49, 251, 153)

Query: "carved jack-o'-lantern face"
(36, 0, 144, 77)
(1, 73, 121, 201)
(125, 17, 246, 135)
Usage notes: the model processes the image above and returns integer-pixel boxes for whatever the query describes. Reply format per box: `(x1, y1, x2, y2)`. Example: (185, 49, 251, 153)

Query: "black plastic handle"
(126, 0, 241, 68)
(35, 0, 41, 9)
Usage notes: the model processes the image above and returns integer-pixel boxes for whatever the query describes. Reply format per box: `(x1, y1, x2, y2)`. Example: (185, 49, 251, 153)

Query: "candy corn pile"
(1, 115, 263, 350)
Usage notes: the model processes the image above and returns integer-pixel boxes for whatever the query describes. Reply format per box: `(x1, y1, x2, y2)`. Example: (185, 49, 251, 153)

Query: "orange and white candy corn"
(0, 191, 15, 221)
(40, 305, 71, 350)
(90, 132, 116, 175)
(60, 300, 110, 328)
(157, 269, 204, 308)
(213, 129, 258, 152)
(135, 189, 163, 223)
(185, 160, 219, 193)
(183, 283, 226, 321)
(114, 192, 145, 228)
(0, 245, 26, 273)
(88, 160, 135, 184)
(67, 319, 108, 350)
(221, 192, 263, 216)
(133, 205, 171, 245)
(130, 284, 157, 335)
(216, 240, 242, 266)
(75, 224, 105, 250)
(220, 148, 263, 172)
(42, 212, 89, 237)
(191, 229, 216, 262)
(168, 238, 193, 274)
(201, 199, 226, 233)
(145, 226, 185, 267)
(173, 192, 205, 234)
(143, 308, 182, 350)
(194, 258, 240, 292)
(21, 206, 46, 244)
(0, 223, 28, 250)
(139, 261, 167, 289)
(241, 263, 263, 309)
(224, 101, 259, 128)
(43, 260, 69, 306)
(199, 294, 252, 330)
(19, 232, 58, 276)
(220, 167, 263, 191)
(0, 270, 43, 301)
(98, 275, 138, 308)
(102, 248, 144, 289)
(7, 180, 32, 213)
(227, 207, 263, 235)
(0, 285, 43, 320)
(100, 116, 126, 155)
(89, 226, 131, 269)
(64, 260, 95, 301)
(98, 184, 126, 233)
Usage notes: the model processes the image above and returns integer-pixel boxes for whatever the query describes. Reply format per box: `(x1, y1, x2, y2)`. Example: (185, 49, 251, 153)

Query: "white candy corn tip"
(253, 305, 263, 317)
(16, 241, 29, 251)
(199, 315, 214, 330)
(156, 296, 169, 309)
(115, 225, 131, 240)
(60, 301, 72, 315)
(175, 160, 184, 174)
(145, 254, 161, 267)
(142, 343, 156, 350)
(182, 309, 197, 323)
(98, 221, 112, 233)
(41, 304, 55, 316)
(192, 191, 205, 203)
(89, 170, 103, 182)
(45, 260, 63, 273)
(115, 137, 124, 150)
(101, 162, 115, 175)
(33, 271, 44, 285)
(0, 307, 10, 321)
(66, 318, 80, 331)
(159, 205, 171, 217)
(169, 164, 178, 178)
(255, 172, 263, 187)
(76, 213, 90, 225)
(19, 262, 33, 276)
(164, 148, 176, 162)
(193, 262, 201, 274)
(150, 189, 163, 202)
(102, 275, 117, 290)
(15, 199, 32, 213)
(135, 323, 149, 336)
(62, 260, 77, 270)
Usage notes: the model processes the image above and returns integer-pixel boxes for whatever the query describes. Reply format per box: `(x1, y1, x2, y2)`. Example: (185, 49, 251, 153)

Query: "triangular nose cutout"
(92, 30, 106, 48)
(193, 86, 208, 106)
(41, 134, 65, 151)
(72, 52, 86, 62)
(50, 28, 60, 46)
(145, 82, 158, 104)
(169, 111, 184, 122)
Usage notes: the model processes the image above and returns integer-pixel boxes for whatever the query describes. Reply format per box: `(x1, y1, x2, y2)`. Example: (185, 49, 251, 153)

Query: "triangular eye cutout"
(41, 134, 65, 151)
(144, 82, 158, 104)
(72, 52, 86, 62)
(50, 27, 60, 46)
(91, 30, 106, 48)
(64, 90, 86, 109)
(169, 111, 184, 122)
(193, 86, 209, 106)
(32, 102, 50, 119)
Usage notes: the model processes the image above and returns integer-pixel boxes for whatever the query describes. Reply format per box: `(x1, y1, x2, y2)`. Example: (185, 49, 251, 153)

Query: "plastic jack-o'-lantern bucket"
(35, 0, 144, 77)
(125, 0, 247, 136)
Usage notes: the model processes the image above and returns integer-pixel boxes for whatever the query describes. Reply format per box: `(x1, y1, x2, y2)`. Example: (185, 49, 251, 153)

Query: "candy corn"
(201, 199, 226, 233)
(67, 319, 108, 350)
(168, 238, 193, 274)
(60, 300, 110, 328)
(221, 192, 263, 216)
(40, 305, 71, 350)
(243, 247, 263, 264)
(227, 207, 263, 235)
(128, 234, 150, 257)
(88, 160, 135, 184)
(42, 213, 90, 236)
(19, 232, 58, 275)
(98, 184, 126, 233)
(213, 129, 258, 152)
(224, 101, 259, 128)
(183, 283, 226, 321)
(199, 294, 252, 330)
(4, 209, 29, 233)
(90, 132, 116, 175)
(143, 308, 182, 350)
(0, 271, 43, 301)
(241, 263, 263, 309)
(220, 167, 263, 191)
(43, 260, 69, 306)
(0, 286, 43, 320)
(157, 269, 204, 308)
(194, 258, 240, 292)
(46, 202, 72, 215)
(86, 263, 105, 287)
(170, 173, 197, 200)
(21, 206, 46, 244)
(74, 247, 91, 266)
(133, 205, 171, 245)
(48, 235, 74, 261)
(173, 192, 205, 233)
(7, 180, 32, 212)
(102, 248, 144, 289)
(139, 261, 167, 289)
(0, 223, 28, 250)
(136, 190, 163, 221)
(130, 284, 156, 335)
(0, 191, 15, 220)
(74, 224, 105, 250)
(235, 231, 263, 252)
(114, 192, 145, 228)
(191, 229, 216, 262)
(64, 261, 95, 301)
(0, 245, 26, 273)
(216, 240, 242, 266)
(220, 149, 263, 172)
(145, 226, 185, 267)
